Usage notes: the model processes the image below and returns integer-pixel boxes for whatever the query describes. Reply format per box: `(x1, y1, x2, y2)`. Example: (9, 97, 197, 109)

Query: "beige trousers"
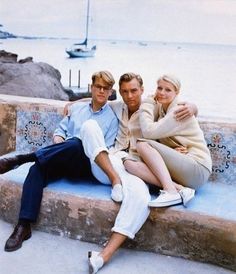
(139, 139, 210, 189)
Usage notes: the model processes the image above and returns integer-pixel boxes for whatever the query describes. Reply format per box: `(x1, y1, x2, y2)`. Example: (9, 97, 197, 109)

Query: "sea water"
(1, 38, 236, 120)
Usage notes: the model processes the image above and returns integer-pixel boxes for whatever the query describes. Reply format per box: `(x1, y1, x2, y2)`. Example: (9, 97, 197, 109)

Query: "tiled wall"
(16, 109, 62, 152)
(201, 122, 236, 185)
(0, 95, 65, 156)
(1, 95, 236, 185)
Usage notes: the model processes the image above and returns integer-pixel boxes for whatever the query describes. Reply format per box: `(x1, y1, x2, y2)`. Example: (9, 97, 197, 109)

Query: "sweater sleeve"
(139, 97, 195, 140)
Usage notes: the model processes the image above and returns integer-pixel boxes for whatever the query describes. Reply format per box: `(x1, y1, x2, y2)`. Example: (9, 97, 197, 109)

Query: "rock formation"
(0, 50, 68, 100)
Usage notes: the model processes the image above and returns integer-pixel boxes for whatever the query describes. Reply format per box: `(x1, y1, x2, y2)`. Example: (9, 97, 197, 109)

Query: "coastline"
(1, 37, 236, 119)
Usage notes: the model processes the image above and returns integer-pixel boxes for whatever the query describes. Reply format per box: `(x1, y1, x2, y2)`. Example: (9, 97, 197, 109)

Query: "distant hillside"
(0, 30, 17, 39)
(0, 24, 17, 39)
(0, 27, 58, 40)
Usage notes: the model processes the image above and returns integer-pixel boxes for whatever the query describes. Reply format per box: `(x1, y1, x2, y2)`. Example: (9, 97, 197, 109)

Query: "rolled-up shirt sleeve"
(53, 106, 72, 139)
(53, 116, 70, 140)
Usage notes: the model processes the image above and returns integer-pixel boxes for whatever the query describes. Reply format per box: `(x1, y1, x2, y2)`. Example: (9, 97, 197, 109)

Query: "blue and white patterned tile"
(16, 110, 63, 153)
(203, 125, 236, 185)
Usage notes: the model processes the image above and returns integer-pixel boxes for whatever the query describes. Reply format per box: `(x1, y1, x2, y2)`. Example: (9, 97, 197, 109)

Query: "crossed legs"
(124, 141, 182, 193)
(80, 119, 123, 202)
(124, 141, 196, 207)
(89, 153, 150, 273)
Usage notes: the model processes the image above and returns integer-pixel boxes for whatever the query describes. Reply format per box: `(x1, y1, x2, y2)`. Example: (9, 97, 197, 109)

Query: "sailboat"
(66, 0, 96, 58)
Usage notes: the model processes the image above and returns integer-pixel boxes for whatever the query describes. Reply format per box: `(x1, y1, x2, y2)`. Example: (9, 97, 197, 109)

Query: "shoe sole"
(148, 199, 182, 208)
(180, 190, 195, 207)
(88, 251, 94, 274)
(4, 233, 32, 252)
(111, 197, 123, 203)
(88, 259, 94, 274)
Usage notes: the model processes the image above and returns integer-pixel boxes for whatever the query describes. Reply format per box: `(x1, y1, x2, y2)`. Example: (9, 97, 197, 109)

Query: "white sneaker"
(88, 251, 104, 274)
(148, 190, 182, 207)
(179, 187, 195, 207)
(111, 184, 123, 202)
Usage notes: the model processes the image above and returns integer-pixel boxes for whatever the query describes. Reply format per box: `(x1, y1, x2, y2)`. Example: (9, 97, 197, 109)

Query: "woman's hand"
(174, 146, 188, 154)
(174, 102, 198, 121)
(53, 135, 65, 144)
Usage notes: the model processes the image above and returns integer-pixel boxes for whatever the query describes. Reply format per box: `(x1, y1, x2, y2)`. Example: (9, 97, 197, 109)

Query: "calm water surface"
(1, 38, 236, 120)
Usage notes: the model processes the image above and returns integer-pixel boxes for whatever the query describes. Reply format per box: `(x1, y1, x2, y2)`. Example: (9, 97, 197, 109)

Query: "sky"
(1, 0, 236, 45)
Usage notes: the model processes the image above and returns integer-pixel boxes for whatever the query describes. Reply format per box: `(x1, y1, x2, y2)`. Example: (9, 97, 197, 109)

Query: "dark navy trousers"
(19, 138, 92, 222)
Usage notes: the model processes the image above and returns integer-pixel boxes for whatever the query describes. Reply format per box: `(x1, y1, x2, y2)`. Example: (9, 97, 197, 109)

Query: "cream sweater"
(139, 96, 212, 172)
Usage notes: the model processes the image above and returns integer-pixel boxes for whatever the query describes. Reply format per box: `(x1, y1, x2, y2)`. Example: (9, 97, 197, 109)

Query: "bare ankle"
(100, 250, 111, 264)
(112, 180, 122, 187)
(164, 188, 178, 194)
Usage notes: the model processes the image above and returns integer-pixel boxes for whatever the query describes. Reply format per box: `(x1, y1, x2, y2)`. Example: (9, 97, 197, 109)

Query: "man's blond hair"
(92, 71, 115, 87)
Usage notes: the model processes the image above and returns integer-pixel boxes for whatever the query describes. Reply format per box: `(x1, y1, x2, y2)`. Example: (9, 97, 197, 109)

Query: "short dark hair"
(119, 73, 143, 88)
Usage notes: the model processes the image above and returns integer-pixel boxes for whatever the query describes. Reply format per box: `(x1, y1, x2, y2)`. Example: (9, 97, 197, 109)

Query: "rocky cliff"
(0, 50, 68, 101)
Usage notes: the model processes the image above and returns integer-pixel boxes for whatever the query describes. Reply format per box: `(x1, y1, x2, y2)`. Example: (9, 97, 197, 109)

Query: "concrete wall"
(0, 94, 65, 155)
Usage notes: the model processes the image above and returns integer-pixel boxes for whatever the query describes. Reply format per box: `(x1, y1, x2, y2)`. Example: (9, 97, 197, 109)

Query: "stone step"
(1, 94, 236, 272)
(0, 163, 236, 272)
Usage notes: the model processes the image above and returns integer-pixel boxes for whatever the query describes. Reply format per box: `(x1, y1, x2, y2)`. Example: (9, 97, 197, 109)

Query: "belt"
(121, 148, 129, 153)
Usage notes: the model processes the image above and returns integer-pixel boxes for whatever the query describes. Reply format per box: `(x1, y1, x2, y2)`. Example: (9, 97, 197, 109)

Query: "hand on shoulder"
(63, 101, 73, 116)
(174, 102, 198, 121)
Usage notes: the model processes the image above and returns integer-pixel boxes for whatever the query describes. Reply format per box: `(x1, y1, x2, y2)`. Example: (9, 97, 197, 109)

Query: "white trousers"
(80, 120, 150, 239)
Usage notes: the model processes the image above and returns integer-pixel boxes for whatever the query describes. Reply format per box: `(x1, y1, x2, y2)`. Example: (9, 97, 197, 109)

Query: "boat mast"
(85, 0, 90, 47)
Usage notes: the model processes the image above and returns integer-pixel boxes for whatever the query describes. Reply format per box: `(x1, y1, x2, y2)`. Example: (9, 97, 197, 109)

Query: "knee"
(136, 141, 149, 154)
(81, 119, 98, 130)
(81, 119, 99, 134)
(65, 138, 83, 154)
(123, 159, 135, 173)
(125, 180, 150, 204)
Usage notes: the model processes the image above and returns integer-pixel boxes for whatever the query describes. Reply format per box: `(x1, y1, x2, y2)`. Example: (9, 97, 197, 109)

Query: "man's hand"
(63, 98, 90, 116)
(53, 135, 65, 144)
(174, 146, 188, 154)
(174, 102, 198, 121)
(63, 102, 73, 116)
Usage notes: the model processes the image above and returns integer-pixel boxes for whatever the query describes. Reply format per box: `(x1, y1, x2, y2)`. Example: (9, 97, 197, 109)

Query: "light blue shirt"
(54, 101, 118, 148)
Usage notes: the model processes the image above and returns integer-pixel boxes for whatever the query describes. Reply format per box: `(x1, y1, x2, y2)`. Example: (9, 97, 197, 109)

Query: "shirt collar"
(122, 103, 140, 117)
(89, 101, 108, 113)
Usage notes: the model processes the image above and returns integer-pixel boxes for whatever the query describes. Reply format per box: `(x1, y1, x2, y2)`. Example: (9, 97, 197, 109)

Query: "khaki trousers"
(141, 139, 210, 189)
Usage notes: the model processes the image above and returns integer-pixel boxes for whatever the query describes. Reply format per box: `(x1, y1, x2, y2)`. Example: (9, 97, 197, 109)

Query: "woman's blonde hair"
(158, 74, 181, 92)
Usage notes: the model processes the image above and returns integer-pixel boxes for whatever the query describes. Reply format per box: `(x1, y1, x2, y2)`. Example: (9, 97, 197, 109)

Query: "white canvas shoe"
(111, 184, 123, 202)
(88, 251, 104, 274)
(148, 190, 182, 207)
(179, 187, 195, 206)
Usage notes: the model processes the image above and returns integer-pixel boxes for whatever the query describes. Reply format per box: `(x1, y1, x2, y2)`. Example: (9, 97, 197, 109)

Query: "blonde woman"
(124, 75, 212, 207)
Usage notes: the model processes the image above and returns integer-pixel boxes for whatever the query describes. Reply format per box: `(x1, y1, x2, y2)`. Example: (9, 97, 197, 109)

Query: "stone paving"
(0, 219, 234, 274)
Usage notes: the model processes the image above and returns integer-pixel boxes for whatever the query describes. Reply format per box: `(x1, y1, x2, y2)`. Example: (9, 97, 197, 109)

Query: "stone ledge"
(0, 164, 236, 271)
(0, 95, 65, 155)
(1, 94, 236, 271)
(1, 94, 236, 185)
